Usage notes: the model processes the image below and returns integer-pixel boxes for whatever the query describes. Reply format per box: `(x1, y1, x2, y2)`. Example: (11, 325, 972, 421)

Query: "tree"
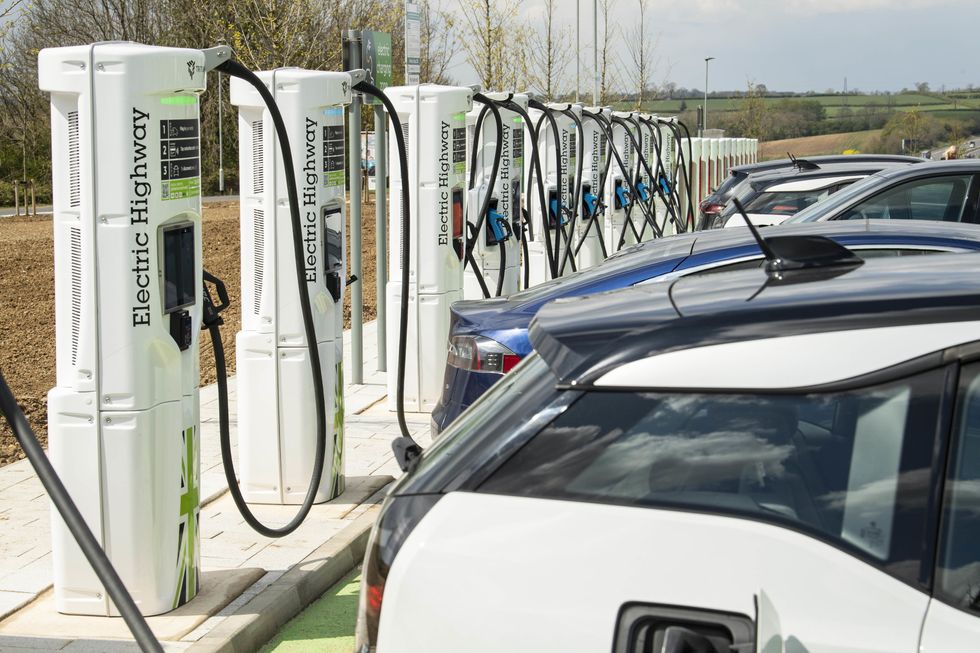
(730, 81, 770, 141)
(597, 0, 619, 105)
(529, 0, 572, 100)
(457, 0, 529, 91)
(915, 81, 930, 94)
(419, 0, 460, 84)
(625, 0, 658, 109)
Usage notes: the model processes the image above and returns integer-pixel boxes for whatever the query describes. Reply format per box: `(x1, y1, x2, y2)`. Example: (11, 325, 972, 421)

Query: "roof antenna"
(733, 198, 777, 263)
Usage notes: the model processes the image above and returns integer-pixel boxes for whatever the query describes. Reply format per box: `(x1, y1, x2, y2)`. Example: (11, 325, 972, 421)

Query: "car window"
(935, 364, 980, 613)
(685, 257, 764, 276)
(784, 171, 897, 223)
(838, 175, 974, 222)
(481, 368, 947, 587)
(743, 188, 836, 216)
(852, 248, 947, 259)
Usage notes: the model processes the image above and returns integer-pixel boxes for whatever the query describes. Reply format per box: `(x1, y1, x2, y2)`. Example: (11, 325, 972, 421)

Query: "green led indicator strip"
(161, 96, 199, 106)
(453, 112, 466, 121)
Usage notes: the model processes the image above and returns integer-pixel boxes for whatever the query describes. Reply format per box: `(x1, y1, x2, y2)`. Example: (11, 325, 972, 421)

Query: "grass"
(259, 570, 361, 653)
(759, 129, 883, 159)
(623, 92, 980, 116)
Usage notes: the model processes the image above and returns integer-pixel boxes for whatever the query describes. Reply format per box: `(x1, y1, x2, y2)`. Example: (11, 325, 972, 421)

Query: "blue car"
(431, 220, 980, 433)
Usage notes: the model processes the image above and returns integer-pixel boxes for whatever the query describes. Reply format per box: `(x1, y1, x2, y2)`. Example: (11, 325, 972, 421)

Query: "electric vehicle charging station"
(576, 106, 610, 269)
(464, 91, 526, 299)
(385, 84, 473, 413)
(231, 69, 351, 506)
(523, 101, 578, 287)
(635, 113, 656, 241)
(606, 111, 640, 251)
(40, 42, 207, 617)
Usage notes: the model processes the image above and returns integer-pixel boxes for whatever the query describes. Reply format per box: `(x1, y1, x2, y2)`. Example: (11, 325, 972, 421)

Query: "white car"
(356, 240, 980, 653)
(722, 174, 868, 227)
(713, 161, 915, 229)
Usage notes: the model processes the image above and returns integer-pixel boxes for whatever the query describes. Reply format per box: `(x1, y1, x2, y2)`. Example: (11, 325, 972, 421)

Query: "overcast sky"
(444, 0, 980, 94)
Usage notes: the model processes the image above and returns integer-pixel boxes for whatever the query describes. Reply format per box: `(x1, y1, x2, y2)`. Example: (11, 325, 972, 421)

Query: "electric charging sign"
(357, 31, 392, 105)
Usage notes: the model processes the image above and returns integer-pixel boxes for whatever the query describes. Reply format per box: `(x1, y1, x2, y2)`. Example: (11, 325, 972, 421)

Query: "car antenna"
(733, 197, 862, 274)
(788, 152, 820, 171)
(733, 198, 778, 263)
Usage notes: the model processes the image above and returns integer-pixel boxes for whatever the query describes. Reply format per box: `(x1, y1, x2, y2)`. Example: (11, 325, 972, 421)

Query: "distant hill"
(759, 130, 884, 160)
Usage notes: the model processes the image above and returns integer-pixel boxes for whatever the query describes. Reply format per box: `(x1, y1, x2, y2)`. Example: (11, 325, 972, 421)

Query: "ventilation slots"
(252, 120, 264, 194)
(252, 209, 264, 315)
(399, 121, 410, 272)
(69, 227, 82, 365)
(68, 111, 81, 208)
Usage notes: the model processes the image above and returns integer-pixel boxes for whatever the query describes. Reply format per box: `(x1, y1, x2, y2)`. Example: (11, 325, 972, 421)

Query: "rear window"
(481, 369, 946, 586)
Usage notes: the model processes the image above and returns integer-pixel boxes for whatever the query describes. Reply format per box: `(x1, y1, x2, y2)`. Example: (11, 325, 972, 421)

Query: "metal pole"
(593, 0, 598, 105)
(575, 0, 580, 103)
(375, 104, 387, 373)
(217, 71, 225, 193)
(703, 57, 714, 135)
(347, 30, 364, 385)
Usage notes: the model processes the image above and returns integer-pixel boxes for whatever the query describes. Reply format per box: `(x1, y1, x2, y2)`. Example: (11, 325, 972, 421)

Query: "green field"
(622, 92, 980, 116)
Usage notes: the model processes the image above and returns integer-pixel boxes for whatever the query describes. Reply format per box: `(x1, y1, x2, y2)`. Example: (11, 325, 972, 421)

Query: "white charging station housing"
(40, 42, 206, 617)
(231, 69, 350, 505)
(607, 111, 638, 252)
(385, 84, 473, 412)
(464, 92, 526, 299)
(524, 103, 578, 287)
(577, 106, 610, 269)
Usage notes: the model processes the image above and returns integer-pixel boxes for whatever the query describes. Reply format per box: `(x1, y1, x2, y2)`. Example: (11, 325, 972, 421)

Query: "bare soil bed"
(0, 199, 379, 465)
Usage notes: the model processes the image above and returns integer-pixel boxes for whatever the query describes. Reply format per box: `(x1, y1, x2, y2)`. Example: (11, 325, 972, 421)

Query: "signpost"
(406, 1, 422, 85)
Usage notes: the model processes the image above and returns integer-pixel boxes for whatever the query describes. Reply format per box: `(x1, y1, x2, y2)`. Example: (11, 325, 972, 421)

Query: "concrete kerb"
(185, 488, 388, 653)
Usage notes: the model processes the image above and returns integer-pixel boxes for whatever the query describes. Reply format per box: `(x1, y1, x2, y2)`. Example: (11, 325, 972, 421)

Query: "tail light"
(355, 494, 442, 652)
(699, 200, 726, 216)
(447, 335, 522, 373)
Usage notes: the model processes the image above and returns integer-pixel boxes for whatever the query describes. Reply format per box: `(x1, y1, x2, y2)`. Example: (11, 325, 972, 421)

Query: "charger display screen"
(163, 224, 195, 313)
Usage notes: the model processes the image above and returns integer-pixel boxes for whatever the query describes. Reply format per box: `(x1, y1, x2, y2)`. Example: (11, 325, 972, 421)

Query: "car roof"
(743, 160, 913, 186)
(729, 154, 923, 176)
(529, 251, 980, 387)
(686, 218, 980, 254)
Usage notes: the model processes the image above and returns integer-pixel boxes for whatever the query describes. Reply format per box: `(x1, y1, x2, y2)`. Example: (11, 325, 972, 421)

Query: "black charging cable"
(210, 59, 328, 537)
(0, 372, 163, 652)
(352, 79, 421, 472)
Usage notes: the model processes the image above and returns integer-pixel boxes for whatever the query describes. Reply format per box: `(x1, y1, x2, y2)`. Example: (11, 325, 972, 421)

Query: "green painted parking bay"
(262, 569, 361, 652)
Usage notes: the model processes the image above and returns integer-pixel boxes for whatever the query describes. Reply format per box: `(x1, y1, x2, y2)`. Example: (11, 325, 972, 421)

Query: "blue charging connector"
(487, 208, 510, 244)
(636, 181, 650, 203)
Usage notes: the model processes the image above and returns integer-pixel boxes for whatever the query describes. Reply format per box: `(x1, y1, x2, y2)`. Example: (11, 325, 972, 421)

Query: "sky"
(443, 0, 980, 94)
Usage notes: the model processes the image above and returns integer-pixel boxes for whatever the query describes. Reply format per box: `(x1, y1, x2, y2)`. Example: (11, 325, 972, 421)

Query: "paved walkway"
(0, 321, 431, 651)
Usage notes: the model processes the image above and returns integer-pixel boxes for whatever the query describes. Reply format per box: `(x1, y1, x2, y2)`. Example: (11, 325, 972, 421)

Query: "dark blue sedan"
(431, 220, 980, 433)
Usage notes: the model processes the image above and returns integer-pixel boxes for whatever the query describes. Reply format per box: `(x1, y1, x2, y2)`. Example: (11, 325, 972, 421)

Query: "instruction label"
(323, 124, 345, 188)
(160, 118, 201, 201)
(452, 126, 466, 176)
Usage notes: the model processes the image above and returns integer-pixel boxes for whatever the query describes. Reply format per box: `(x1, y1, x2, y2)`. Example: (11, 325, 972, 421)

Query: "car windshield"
(784, 171, 892, 223)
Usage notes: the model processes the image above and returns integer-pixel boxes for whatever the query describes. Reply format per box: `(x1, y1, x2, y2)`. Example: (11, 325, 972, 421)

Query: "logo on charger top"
(186, 60, 204, 80)
(342, 80, 350, 97)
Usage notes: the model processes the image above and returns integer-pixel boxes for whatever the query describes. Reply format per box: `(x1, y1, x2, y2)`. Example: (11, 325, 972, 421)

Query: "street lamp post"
(703, 56, 715, 136)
